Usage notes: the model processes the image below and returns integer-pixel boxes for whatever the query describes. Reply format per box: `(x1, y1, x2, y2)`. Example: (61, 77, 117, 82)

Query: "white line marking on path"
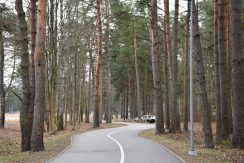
(107, 130, 125, 163)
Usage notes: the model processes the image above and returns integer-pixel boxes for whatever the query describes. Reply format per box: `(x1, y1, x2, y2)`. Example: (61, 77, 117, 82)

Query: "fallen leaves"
(140, 122, 244, 163)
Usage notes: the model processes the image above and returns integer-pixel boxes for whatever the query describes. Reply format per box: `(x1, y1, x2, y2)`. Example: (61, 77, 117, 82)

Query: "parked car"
(141, 115, 156, 123)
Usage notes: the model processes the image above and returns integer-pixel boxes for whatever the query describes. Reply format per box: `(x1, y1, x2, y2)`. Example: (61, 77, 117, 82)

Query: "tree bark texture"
(29, 0, 36, 135)
(0, 10, 5, 128)
(225, 0, 233, 134)
(164, 0, 171, 129)
(163, 23, 170, 130)
(183, 0, 190, 132)
(151, 0, 164, 134)
(231, 0, 244, 149)
(57, 0, 64, 131)
(93, 0, 102, 128)
(218, 0, 231, 140)
(214, 0, 222, 143)
(192, 0, 214, 148)
(134, 16, 141, 119)
(15, 0, 33, 151)
(31, 0, 47, 151)
(105, 0, 112, 123)
(170, 0, 181, 133)
(86, 43, 93, 123)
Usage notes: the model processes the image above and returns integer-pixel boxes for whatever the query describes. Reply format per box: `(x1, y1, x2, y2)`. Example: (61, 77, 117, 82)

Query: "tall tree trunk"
(134, 16, 141, 119)
(64, 77, 68, 128)
(86, 43, 93, 123)
(93, 0, 102, 128)
(57, 0, 64, 131)
(105, 0, 112, 123)
(225, 0, 233, 134)
(218, 0, 231, 140)
(143, 68, 148, 115)
(29, 0, 36, 134)
(183, 0, 190, 132)
(214, 0, 222, 143)
(99, 73, 103, 123)
(192, 0, 214, 148)
(170, 0, 181, 133)
(0, 10, 5, 128)
(164, 0, 173, 75)
(151, 0, 164, 134)
(162, 3, 170, 130)
(125, 85, 129, 119)
(164, 0, 172, 129)
(15, 0, 33, 151)
(231, 0, 244, 149)
(31, 0, 47, 151)
(49, 0, 59, 134)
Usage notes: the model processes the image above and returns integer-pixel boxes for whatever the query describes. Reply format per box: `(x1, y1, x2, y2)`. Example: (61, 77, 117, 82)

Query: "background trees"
(0, 0, 243, 152)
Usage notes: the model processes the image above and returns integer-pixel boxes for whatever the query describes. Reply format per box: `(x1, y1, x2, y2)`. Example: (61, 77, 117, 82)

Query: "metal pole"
(188, 0, 196, 156)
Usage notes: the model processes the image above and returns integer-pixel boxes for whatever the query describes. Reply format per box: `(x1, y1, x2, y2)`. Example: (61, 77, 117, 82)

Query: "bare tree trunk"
(57, 0, 64, 131)
(218, 0, 231, 140)
(164, 0, 172, 129)
(225, 0, 233, 134)
(231, 0, 244, 149)
(99, 73, 103, 123)
(29, 0, 36, 134)
(93, 0, 102, 128)
(143, 68, 148, 115)
(183, 0, 190, 132)
(164, 0, 173, 75)
(31, 0, 47, 151)
(162, 8, 170, 129)
(133, 16, 141, 119)
(86, 43, 93, 123)
(151, 0, 164, 134)
(214, 0, 221, 143)
(64, 77, 68, 129)
(15, 0, 32, 151)
(163, 36, 170, 130)
(49, 0, 58, 134)
(105, 0, 112, 123)
(192, 0, 214, 148)
(170, 0, 181, 133)
(0, 10, 5, 128)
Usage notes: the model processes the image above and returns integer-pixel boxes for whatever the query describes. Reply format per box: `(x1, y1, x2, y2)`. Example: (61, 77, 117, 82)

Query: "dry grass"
(0, 119, 123, 163)
(140, 123, 244, 163)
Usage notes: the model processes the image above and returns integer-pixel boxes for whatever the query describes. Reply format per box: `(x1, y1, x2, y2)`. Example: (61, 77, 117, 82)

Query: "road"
(49, 123, 185, 163)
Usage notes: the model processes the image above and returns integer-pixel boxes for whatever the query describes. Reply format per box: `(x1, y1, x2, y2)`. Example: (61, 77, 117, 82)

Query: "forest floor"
(140, 122, 244, 163)
(0, 114, 123, 163)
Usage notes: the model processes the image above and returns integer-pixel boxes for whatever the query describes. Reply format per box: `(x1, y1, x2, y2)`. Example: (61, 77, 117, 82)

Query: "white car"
(141, 115, 156, 123)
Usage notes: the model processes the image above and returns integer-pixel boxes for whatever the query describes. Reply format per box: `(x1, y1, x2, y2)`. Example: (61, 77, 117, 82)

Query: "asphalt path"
(49, 123, 185, 163)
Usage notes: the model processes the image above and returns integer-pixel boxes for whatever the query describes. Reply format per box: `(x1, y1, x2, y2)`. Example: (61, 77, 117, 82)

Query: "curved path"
(49, 123, 185, 163)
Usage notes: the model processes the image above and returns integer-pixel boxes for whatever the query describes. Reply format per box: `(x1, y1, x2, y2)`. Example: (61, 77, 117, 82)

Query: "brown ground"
(0, 118, 123, 163)
(140, 123, 244, 163)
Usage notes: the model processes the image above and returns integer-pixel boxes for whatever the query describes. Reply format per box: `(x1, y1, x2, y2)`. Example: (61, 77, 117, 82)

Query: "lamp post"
(188, 0, 197, 156)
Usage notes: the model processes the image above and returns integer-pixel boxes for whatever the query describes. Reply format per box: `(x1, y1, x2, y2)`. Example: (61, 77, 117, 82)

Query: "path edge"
(141, 133, 186, 163)
(45, 135, 74, 163)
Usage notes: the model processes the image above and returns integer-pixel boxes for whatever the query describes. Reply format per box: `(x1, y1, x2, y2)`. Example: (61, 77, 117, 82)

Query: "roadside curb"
(157, 142, 186, 163)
